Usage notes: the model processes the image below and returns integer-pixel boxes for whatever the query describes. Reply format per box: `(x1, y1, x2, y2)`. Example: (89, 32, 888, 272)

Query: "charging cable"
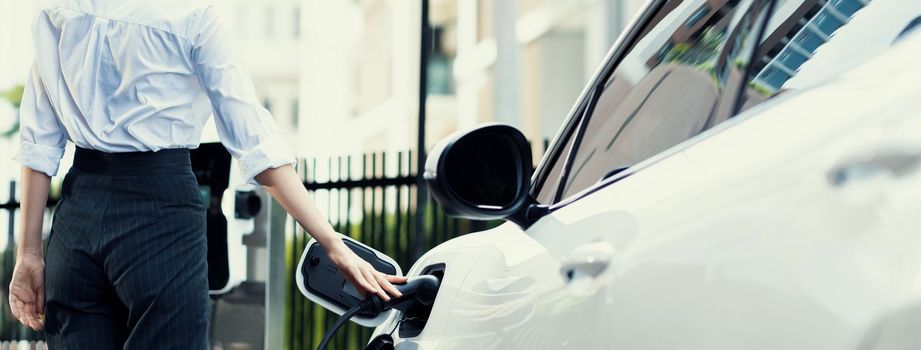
(316, 275, 440, 350)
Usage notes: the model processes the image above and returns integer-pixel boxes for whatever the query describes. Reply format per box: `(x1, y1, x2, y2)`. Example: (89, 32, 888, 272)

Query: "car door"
(533, 0, 778, 347)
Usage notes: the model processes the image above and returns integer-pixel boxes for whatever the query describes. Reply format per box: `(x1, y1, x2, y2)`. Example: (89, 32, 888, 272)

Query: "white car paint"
(372, 26, 921, 350)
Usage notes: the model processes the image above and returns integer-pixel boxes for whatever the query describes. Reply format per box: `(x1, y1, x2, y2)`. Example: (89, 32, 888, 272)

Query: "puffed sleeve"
(12, 63, 67, 177)
(190, 5, 296, 185)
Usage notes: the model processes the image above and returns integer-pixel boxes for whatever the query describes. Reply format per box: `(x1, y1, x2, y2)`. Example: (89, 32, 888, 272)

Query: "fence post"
(7, 181, 15, 250)
(5, 181, 16, 342)
(415, 0, 432, 262)
(265, 195, 287, 350)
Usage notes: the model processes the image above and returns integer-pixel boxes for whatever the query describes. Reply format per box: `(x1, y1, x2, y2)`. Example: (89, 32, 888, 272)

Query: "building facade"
(298, 0, 650, 162)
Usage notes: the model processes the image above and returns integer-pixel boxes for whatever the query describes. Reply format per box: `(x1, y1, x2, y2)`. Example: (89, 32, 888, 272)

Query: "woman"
(7, 0, 405, 348)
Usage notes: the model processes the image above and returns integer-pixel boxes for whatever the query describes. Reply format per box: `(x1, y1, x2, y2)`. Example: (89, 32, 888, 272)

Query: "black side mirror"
(424, 123, 536, 226)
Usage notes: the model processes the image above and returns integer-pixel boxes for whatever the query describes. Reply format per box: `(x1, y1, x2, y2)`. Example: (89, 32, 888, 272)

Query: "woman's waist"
(72, 146, 193, 176)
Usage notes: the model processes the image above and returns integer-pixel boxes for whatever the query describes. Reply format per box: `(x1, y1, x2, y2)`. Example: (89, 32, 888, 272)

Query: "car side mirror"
(296, 236, 402, 327)
(424, 123, 536, 226)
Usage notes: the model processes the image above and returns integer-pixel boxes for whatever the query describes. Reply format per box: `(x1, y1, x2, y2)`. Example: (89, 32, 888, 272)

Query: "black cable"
(388, 318, 401, 337)
(317, 304, 364, 350)
(315, 276, 439, 349)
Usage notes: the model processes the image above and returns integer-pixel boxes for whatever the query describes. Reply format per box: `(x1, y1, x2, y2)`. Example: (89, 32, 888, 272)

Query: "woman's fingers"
(22, 300, 36, 327)
(10, 291, 37, 330)
(24, 312, 39, 330)
(329, 246, 410, 302)
(386, 275, 408, 284)
(350, 269, 408, 301)
(12, 297, 42, 331)
(376, 273, 403, 298)
(9, 296, 21, 321)
(36, 285, 45, 316)
(348, 267, 376, 297)
(23, 300, 39, 330)
(361, 268, 389, 302)
(10, 294, 25, 324)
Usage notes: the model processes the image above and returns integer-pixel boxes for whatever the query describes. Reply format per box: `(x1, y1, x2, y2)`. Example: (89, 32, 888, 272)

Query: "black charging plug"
(360, 275, 440, 314)
(318, 275, 441, 350)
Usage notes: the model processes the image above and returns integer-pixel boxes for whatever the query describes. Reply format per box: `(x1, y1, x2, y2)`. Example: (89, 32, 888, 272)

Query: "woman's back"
(22, 0, 285, 184)
(32, 0, 212, 152)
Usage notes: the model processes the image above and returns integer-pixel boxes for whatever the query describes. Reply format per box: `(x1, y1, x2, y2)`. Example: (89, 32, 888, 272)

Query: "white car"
(300, 0, 921, 348)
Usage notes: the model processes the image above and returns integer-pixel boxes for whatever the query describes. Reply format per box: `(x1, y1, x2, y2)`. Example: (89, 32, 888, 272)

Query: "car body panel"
(376, 30, 921, 349)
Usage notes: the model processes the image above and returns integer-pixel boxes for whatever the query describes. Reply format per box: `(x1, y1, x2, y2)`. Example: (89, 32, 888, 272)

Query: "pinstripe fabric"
(44, 148, 209, 349)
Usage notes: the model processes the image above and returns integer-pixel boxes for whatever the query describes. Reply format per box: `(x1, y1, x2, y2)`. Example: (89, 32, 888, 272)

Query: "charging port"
(399, 263, 445, 338)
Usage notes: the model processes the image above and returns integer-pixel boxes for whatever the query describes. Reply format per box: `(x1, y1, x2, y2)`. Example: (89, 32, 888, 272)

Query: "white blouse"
(13, 0, 295, 185)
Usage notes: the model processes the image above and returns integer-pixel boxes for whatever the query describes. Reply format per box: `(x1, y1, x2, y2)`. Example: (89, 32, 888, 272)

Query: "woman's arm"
(9, 166, 50, 330)
(16, 167, 47, 258)
(189, 6, 404, 300)
(255, 164, 407, 301)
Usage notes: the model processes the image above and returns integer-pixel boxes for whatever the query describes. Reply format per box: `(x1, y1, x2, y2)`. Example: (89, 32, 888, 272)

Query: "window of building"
(776, 48, 808, 70)
(263, 98, 273, 114)
(793, 30, 824, 51)
(293, 5, 301, 38)
(265, 5, 276, 37)
(812, 9, 844, 34)
(427, 26, 456, 95)
(357, 2, 394, 114)
(831, 0, 862, 17)
(291, 100, 299, 128)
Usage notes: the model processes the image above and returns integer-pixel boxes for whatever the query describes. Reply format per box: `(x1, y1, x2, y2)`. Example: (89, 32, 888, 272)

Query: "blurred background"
(0, 0, 649, 349)
(0, 0, 905, 348)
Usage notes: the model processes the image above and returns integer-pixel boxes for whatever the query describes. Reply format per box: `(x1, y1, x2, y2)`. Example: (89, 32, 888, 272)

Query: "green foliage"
(1, 86, 23, 109)
(734, 57, 747, 70)
(2, 85, 24, 139)
(664, 27, 726, 74)
(749, 81, 775, 96)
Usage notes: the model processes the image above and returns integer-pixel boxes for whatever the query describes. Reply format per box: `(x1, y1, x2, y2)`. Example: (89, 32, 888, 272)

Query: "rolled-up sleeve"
(12, 64, 67, 177)
(191, 5, 296, 185)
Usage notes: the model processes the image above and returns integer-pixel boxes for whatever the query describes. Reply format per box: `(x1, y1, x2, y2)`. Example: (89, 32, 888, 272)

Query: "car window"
(536, 0, 772, 203)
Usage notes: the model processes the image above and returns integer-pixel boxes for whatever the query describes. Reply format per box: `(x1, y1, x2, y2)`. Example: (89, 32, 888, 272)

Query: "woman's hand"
(9, 253, 45, 331)
(325, 240, 408, 302)
(256, 165, 409, 300)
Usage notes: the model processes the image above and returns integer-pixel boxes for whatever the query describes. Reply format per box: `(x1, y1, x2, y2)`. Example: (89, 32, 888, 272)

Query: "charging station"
(190, 142, 287, 350)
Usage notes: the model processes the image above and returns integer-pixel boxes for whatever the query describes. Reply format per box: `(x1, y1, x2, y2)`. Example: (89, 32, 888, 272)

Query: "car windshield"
(535, 0, 903, 204)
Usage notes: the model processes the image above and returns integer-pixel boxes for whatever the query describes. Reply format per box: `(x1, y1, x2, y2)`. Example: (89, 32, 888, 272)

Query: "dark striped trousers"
(44, 147, 209, 349)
